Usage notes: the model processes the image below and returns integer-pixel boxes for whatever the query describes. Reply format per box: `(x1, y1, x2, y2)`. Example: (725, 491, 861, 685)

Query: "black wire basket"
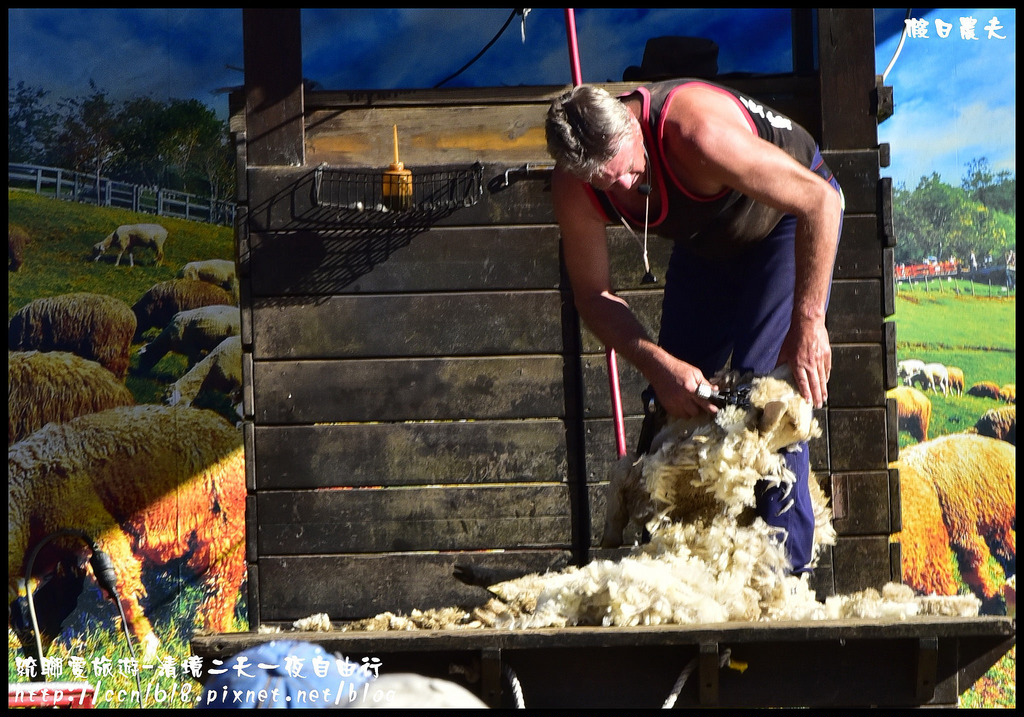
(313, 163, 484, 216)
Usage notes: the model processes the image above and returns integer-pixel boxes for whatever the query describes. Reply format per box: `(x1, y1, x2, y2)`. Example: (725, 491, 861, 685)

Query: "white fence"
(8, 163, 235, 227)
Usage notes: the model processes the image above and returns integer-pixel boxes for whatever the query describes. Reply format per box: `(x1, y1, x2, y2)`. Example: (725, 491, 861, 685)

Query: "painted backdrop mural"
(9, 8, 1014, 709)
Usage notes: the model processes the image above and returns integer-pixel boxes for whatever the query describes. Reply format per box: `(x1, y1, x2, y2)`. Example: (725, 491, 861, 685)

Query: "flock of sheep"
(887, 357, 1016, 613)
(9, 222, 245, 661)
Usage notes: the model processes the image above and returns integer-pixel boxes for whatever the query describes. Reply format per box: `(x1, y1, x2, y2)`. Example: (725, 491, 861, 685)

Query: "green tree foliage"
(893, 162, 1015, 266)
(7, 79, 60, 163)
(7, 78, 234, 200)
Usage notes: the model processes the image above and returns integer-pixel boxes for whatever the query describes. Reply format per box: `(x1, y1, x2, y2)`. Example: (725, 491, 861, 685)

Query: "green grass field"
(9, 191, 241, 707)
(892, 281, 1015, 709)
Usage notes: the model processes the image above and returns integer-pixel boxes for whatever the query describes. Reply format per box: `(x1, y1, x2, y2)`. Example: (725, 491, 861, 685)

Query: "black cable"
(23, 529, 144, 709)
(433, 9, 521, 88)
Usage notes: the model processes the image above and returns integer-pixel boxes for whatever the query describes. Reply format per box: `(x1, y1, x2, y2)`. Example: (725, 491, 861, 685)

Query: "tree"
(962, 158, 1015, 217)
(8, 79, 59, 164)
(51, 81, 123, 199)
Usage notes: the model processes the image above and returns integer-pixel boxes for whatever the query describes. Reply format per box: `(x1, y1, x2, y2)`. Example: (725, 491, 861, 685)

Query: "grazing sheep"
(92, 223, 168, 267)
(889, 460, 958, 597)
(8, 292, 137, 378)
(164, 335, 243, 417)
(8, 404, 245, 661)
(8, 350, 135, 444)
(999, 384, 1015, 404)
(897, 359, 926, 386)
(132, 279, 234, 339)
(974, 405, 1016, 445)
(137, 304, 240, 373)
(9, 223, 29, 272)
(177, 259, 239, 302)
(921, 362, 950, 396)
(967, 381, 1001, 400)
(896, 433, 1015, 606)
(945, 366, 965, 396)
(886, 385, 931, 443)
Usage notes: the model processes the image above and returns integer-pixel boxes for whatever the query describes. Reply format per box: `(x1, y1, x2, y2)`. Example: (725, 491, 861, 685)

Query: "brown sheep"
(896, 433, 1015, 605)
(974, 405, 1016, 445)
(890, 460, 958, 597)
(945, 366, 965, 396)
(886, 385, 931, 443)
(8, 350, 135, 444)
(8, 404, 245, 661)
(131, 279, 234, 339)
(9, 223, 29, 272)
(8, 292, 137, 378)
(967, 381, 1001, 400)
(999, 384, 1015, 404)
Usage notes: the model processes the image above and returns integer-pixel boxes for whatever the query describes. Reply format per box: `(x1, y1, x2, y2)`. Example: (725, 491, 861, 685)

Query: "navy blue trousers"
(656, 163, 842, 574)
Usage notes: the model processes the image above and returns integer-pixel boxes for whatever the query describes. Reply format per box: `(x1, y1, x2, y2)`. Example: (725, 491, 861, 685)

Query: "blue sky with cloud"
(8, 8, 1015, 189)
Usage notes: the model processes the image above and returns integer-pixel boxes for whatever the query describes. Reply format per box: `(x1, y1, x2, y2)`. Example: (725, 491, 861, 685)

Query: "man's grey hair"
(545, 85, 634, 181)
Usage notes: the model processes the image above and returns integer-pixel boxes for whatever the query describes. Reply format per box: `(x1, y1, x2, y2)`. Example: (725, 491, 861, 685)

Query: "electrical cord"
(433, 9, 524, 88)
(881, 9, 913, 83)
(23, 529, 144, 709)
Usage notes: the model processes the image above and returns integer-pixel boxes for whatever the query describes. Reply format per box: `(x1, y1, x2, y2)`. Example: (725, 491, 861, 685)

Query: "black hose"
(23, 529, 144, 708)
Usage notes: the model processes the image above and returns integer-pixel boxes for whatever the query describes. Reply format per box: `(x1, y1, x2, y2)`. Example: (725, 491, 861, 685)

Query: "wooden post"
(243, 9, 304, 167)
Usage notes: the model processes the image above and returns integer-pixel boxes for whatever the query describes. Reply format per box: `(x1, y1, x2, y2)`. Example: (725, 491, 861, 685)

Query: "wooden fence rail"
(8, 163, 235, 227)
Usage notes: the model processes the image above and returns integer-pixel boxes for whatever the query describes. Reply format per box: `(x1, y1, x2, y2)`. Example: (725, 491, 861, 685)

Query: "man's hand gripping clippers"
(642, 382, 753, 415)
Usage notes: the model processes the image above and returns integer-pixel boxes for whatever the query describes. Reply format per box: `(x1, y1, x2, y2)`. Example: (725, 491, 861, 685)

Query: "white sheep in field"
(897, 359, 926, 386)
(922, 363, 950, 395)
(137, 304, 240, 373)
(8, 404, 246, 662)
(132, 279, 235, 339)
(164, 335, 243, 418)
(8, 292, 137, 378)
(8, 350, 135, 444)
(92, 223, 168, 267)
(177, 259, 239, 302)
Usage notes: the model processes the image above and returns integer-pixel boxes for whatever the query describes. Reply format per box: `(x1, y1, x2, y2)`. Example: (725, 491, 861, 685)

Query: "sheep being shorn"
(897, 433, 1015, 607)
(8, 404, 246, 661)
(137, 304, 240, 373)
(92, 223, 168, 267)
(318, 376, 979, 635)
(8, 292, 137, 378)
(132, 279, 234, 339)
(886, 385, 931, 443)
(8, 350, 135, 444)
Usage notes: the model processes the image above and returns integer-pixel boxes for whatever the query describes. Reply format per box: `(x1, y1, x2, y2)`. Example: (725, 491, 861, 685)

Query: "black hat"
(622, 36, 719, 82)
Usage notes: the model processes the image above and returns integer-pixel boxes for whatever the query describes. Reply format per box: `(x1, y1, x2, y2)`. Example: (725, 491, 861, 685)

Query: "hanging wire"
(433, 9, 525, 88)
(881, 8, 913, 83)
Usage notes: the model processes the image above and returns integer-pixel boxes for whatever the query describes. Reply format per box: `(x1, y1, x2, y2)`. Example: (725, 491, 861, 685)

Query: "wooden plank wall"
(237, 9, 896, 626)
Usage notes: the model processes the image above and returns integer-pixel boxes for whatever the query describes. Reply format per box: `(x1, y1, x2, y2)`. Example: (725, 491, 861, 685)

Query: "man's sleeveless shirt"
(587, 79, 831, 260)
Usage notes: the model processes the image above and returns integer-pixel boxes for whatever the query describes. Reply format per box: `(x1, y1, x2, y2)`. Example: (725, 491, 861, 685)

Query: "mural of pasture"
(9, 189, 245, 708)
(889, 277, 1015, 708)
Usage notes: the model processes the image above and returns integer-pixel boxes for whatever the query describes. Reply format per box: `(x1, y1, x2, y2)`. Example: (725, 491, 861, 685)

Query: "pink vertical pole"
(563, 8, 627, 459)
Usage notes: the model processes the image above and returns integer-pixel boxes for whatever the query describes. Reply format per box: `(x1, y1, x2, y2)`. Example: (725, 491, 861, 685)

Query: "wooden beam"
(243, 9, 304, 166)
